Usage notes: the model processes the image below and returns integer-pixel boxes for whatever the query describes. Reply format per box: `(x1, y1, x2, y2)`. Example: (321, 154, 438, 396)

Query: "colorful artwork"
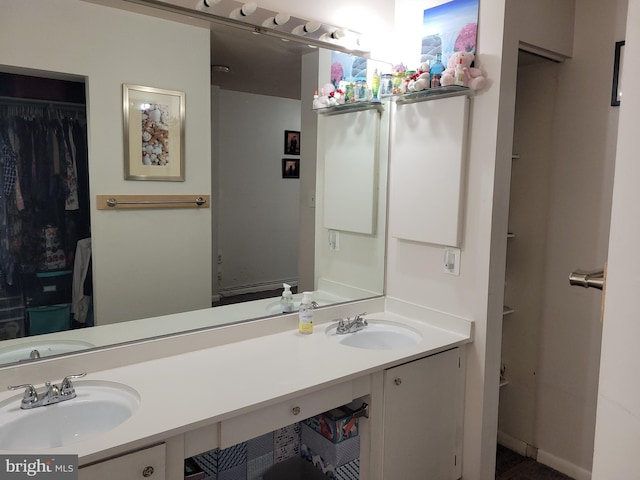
(330, 51, 368, 87)
(421, 0, 479, 66)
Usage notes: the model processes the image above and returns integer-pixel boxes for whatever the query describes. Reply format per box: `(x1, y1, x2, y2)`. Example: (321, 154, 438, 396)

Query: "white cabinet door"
(79, 444, 165, 480)
(383, 348, 465, 480)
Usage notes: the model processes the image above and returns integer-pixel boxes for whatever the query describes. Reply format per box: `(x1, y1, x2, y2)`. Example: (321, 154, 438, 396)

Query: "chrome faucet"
(336, 313, 368, 334)
(8, 373, 86, 409)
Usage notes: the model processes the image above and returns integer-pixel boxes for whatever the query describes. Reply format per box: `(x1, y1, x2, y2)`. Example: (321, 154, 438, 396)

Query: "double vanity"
(0, 299, 472, 479)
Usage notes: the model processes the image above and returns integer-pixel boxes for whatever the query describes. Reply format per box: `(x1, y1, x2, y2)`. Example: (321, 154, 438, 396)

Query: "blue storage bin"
(27, 304, 71, 336)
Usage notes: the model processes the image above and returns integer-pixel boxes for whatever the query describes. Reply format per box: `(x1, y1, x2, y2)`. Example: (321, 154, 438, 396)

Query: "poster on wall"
(421, 0, 479, 66)
(330, 52, 368, 87)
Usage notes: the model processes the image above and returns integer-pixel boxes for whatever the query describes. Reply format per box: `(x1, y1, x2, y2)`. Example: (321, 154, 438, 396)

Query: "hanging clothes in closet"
(0, 101, 90, 290)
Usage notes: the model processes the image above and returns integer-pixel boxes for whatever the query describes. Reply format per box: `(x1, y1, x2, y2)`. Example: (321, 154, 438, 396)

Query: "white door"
(591, 1, 640, 477)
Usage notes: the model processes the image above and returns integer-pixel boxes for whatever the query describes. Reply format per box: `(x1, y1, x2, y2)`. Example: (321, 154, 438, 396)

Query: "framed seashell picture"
(123, 84, 185, 181)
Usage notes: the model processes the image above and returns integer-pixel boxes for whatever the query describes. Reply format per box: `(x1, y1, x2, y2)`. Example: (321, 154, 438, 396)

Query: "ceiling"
(208, 21, 313, 100)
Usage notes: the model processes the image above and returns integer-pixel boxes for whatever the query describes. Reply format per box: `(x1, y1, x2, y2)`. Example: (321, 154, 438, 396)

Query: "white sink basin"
(326, 320, 422, 350)
(0, 381, 140, 450)
(0, 340, 95, 363)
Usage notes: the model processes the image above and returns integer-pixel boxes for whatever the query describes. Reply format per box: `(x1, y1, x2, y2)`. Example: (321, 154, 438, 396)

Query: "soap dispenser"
(298, 291, 314, 334)
(280, 283, 294, 313)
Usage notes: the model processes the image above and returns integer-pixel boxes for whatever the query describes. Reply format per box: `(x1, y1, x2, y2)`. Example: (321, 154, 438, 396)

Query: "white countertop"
(0, 308, 471, 464)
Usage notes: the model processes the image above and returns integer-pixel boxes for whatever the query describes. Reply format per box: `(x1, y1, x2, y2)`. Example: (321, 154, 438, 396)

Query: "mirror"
(0, 0, 388, 366)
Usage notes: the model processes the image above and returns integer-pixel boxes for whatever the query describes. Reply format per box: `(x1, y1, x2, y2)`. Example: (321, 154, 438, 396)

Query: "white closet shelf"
(512, 154, 520, 160)
(503, 306, 515, 316)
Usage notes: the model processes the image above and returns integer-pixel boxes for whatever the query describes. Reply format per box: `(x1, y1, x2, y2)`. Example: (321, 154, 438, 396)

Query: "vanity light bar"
(121, 0, 369, 55)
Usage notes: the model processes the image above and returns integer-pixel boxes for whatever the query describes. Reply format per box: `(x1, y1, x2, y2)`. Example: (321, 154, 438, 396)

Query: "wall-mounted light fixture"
(291, 21, 321, 36)
(229, 2, 257, 20)
(261, 13, 290, 28)
(127, 0, 370, 55)
(195, 0, 222, 11)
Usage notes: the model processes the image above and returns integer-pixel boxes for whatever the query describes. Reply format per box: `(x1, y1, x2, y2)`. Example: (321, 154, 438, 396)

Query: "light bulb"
(331, 28, 348, 40)
(229, 2, 257, 19)
(195, 0, 221, 11)
(292, 21, 321, 36)
(262, 13, 290, 27)
(320, 28, 348, 43)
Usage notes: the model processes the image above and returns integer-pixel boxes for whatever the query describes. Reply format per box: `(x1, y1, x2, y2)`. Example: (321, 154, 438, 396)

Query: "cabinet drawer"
(79, 443, 165, 480)
(220, 381, 353, 448)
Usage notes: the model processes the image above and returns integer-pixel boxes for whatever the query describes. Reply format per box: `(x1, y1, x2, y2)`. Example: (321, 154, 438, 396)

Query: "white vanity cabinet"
(380, 347, 465, 480)
(78, 444, 166, 480)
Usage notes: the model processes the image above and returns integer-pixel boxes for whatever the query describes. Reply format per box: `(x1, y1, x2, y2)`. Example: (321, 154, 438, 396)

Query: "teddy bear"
(411, 61, 432, 92)
(440, 51, 485, 90)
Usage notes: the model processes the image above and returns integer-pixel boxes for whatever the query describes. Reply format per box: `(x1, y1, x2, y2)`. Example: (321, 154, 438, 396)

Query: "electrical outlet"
(443, 247, 461, 276)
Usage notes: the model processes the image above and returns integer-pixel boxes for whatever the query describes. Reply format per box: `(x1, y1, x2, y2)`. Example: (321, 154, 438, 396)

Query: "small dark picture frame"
(611, 40, 625, 106)
(284, 130, 301, 155)
(282, 158, 300, 179)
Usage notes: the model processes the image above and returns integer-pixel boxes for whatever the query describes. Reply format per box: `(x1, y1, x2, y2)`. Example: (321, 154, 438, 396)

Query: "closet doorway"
(497, 45, 612, 479)
(0, 70, 91, 341)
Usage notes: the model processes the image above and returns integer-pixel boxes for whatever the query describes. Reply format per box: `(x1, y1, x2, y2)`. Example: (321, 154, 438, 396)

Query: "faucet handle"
(45, 382, 60, 398)
(353, 312, 367, 322)
(8, 384, 38, 405)
(60, 373, 87, 396)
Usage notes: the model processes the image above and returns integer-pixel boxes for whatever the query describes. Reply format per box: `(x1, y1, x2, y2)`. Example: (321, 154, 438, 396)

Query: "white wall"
(530, 0, 624, 475)
(493, 0, 628, 477)
(384, 1, 509, 477)
(215, 90, 301, 294)
(385, 0, 582, 477)
(1, 0, 212, 324)
(592, 0, 640, 477)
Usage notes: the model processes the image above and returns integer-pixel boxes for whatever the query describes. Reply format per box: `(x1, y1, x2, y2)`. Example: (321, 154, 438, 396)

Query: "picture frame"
(284, 130, 301, 155)
(611, 40, 625, 107)
(123, 84, 185, 181)
(282, 158, 300, 179)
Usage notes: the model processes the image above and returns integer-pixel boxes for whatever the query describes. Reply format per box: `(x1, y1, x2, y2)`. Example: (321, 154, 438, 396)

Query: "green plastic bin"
(27, 304, 71, 335)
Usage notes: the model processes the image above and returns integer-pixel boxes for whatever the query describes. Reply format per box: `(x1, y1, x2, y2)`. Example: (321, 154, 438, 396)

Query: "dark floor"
(496, 445, 574, 480)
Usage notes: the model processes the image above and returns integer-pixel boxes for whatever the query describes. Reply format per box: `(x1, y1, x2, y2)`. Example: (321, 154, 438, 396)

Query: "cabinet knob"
(142, 466, 154, 477)
(394, 378, 402, 386)
(292, 406, 301, 416)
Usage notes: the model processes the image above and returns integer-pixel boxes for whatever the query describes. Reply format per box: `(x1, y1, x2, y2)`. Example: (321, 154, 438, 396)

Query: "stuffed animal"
(440, 51, 485, 90)
(314, 83, 336, 108)
(411, 61, 431, 92)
